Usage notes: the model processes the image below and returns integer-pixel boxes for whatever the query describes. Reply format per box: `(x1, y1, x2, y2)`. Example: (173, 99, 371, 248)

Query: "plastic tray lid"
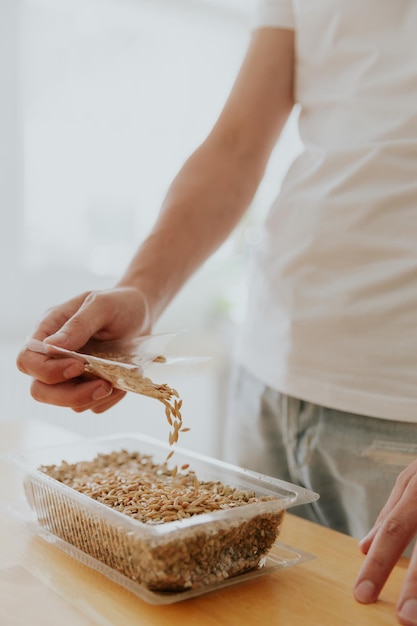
(10, 432, 319, 510)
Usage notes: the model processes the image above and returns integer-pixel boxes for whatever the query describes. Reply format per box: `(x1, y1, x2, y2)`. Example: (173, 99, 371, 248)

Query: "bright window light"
(21, 0, 253, 276)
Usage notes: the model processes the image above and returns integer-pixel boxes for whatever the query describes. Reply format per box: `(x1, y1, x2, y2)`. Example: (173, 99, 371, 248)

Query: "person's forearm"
(117, 134, 268, 324)
(117, 28, 295, 325)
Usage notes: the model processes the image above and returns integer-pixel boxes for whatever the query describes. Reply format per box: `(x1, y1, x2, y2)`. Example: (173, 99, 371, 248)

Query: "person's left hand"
(354, 458, 417, 625)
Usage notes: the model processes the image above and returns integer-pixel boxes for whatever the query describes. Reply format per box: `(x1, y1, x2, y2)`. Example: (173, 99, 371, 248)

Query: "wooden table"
(0, 419, 408, 625)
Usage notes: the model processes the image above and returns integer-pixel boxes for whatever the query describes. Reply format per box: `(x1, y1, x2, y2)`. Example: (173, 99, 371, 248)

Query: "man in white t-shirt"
(17, 1, 417, 623)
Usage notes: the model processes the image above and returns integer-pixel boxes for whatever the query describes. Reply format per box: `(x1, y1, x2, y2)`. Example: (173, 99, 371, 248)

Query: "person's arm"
(354, 459, 417, 625)
(117, 27, 295, 325)
(16, 27, 295, 413)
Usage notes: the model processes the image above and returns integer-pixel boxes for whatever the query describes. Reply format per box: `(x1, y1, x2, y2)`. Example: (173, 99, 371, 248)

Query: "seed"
(165, 406, 173, 426)
(83, 352, 189, 450)
(39, 449, 276, 525)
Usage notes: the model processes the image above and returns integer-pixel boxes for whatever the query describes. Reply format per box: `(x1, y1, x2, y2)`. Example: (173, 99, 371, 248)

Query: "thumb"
(44, 327, 82, 350)
(44, 296, 108, 351)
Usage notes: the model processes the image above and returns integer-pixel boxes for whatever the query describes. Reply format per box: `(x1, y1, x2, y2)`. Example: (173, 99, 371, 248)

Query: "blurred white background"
(0, 0, 300, 458)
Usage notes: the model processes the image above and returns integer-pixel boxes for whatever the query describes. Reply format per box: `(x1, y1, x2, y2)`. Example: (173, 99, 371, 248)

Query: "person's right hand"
(16, 286, 150, 413)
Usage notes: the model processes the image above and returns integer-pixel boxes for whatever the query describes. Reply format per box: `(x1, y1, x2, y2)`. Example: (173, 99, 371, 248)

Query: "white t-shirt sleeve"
(253, 0, 295, 30)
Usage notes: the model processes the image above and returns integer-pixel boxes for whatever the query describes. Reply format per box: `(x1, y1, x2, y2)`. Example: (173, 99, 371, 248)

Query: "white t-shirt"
(238, 0, 417, 421)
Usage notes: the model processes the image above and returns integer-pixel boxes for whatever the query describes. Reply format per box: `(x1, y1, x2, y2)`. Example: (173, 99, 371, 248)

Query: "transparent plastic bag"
(26, 332, 208, 396)
(27, 332, 208, 448)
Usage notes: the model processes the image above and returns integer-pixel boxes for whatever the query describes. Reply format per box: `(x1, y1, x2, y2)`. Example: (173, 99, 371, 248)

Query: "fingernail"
(399, 600, 417, 625)
(355, 580, 376, 603)
(63, 363, 84, 379)
(92, 384, 112, 400)
(46, 331, 69, 346)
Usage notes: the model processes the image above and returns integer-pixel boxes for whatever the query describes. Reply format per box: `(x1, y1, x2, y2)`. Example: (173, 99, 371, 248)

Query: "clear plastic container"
(11, 433, 319, 603)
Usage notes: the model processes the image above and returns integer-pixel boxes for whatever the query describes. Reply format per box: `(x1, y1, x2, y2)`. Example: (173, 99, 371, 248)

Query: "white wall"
(0, 0, 300, 458)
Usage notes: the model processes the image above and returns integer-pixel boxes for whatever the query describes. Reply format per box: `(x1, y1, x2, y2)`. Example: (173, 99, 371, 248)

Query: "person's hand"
(354, 459, 417, 625)
(16, 286, 150, 413)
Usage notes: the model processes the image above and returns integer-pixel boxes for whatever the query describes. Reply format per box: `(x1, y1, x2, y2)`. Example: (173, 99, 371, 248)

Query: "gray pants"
(224, 366, 417, 544)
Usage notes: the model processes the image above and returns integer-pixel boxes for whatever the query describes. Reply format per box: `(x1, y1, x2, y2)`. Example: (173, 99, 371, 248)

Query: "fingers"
(16, 348, 85, 384)
(44, 292, 116, 350)
(33, 292, 92, 342)
(354, 516, 412, 604)
(354, 472, 417, 607)
(358, 527, 377, 555)
(30, 377, 114, 410)
(397, 544, 417, 625)
(72, 388, 127, 413)
(17, 290, 116, 386)
(359, 501, 402, 556)
(43, 287, 150, 350)
(17, 291, 97, 383)
(22, 360, 126, 413)
(17, 286, 149, 414)
(358, 463, 417, 556)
